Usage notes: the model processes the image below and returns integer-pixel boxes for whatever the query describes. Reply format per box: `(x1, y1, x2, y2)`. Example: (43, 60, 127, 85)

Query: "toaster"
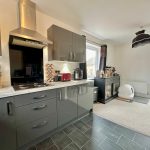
(61, 73, 71, 81)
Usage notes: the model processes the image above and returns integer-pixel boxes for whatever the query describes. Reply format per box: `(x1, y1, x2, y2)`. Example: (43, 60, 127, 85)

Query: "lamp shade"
(132, 30, 150, 48)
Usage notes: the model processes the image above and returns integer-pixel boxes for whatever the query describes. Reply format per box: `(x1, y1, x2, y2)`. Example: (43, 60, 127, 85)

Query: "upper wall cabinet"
(47, 25, 86, 62)
(0, 27, 2, 56)
(72, 33, 86, 62)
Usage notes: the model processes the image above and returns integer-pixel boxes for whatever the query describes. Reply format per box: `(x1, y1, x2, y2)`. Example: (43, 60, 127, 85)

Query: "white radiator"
(122, 80, 147, 95)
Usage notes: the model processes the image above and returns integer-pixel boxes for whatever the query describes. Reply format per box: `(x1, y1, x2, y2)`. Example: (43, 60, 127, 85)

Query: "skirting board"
(116, 97, 133, 103)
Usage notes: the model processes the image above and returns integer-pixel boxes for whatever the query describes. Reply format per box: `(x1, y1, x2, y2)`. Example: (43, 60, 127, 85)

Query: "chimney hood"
(132, 30, 150, 48)
(9, 0, 53, 49)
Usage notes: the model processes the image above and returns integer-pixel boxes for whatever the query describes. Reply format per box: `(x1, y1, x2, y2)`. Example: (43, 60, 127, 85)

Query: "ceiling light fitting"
(132, 30, 150, 48)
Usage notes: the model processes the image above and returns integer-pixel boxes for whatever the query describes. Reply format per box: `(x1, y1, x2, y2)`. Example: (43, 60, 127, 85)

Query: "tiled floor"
(28, 113, 150, 150)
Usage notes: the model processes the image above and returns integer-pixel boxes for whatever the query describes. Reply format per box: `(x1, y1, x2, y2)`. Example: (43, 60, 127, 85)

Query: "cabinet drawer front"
(15, 89, 57, 107)
(17, 116, 57, 148)
(16, 98, 57, 126)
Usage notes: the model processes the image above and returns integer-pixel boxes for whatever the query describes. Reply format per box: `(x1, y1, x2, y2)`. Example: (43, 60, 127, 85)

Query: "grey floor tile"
(117, 135, 130, 150)
(86, 119, 94, 127)
(100, 138, 123, 150)
(64, 142, 81, 150)
(84, 128, 106, 143)
(100, 126, 121, 143)
(36, 138, 54, 150)
(81, 114, 93, 123)
(114, 125, 135, 140)
(99, 118, 117, 130)
(89, 119, 104, 131)
(63, 124, 77, 135)
(69, 129, 89, 148)
(81, 139, 102, 150)
(74, 121, 91, 133)
(127, 141, 145, 150)
(133, 133, 150, 148)
(51, 131, 72, 150)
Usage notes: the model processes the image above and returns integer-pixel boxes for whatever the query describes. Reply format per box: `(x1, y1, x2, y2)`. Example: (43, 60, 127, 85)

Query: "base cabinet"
(57, 86, 78, 127)
(15, 90, 57, 149)
(0, 97, 16, 150)
(77, 84, 93, 117)
(0, 83, 93, 149)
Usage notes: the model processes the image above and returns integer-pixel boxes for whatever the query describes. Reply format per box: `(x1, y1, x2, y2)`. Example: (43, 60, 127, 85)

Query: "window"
(86, 42, 100, 79)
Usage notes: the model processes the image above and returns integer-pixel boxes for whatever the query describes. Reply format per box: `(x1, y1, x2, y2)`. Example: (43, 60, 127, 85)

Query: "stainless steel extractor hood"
(9, 0, 52, 49)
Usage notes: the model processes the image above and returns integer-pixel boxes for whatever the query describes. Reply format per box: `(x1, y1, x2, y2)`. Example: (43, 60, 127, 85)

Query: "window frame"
(86, 42, 100, 79)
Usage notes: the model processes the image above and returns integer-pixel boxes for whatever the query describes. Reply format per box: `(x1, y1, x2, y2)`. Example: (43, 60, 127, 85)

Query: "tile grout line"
(50, 137, 60, 150)
(80, 138, 91, 149)
(63, 130, 83, 149)
(131, 133, 136, 141)
(116, 134, 123, 144)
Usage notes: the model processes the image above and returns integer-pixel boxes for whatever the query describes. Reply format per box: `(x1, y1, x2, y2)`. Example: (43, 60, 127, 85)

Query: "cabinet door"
(57, 87, 78, 127)
(53, 25, 72, 61)
(78, 84, 93, 118)
(72, 33, 86, 62)
(0, 97, 16, 150)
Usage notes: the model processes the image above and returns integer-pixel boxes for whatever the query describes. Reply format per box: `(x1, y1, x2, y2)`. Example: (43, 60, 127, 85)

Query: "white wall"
(114, 43, 150, 95)
(0, 0, 116, 87)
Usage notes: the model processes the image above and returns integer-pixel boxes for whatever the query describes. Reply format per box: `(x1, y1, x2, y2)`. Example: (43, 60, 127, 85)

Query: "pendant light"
(132, 30, 150, 48)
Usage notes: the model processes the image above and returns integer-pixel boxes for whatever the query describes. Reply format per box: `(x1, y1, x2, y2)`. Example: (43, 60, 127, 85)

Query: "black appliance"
(79, 63, 87, 79)
(74, 68, 83, 80)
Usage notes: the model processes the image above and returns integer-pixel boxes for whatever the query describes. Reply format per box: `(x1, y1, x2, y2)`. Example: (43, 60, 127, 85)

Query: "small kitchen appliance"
(61, 73, 71, 81)
(74, 68, 83, 80)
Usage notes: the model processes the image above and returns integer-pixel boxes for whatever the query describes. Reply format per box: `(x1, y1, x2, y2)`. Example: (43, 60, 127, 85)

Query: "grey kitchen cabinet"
(77, 84, 93, 118)
(15, 90, 57, 148)
(48, 25, 73, 61)
(72, 33, 86, 62)
(17, 115, 57, 147)
(0, 27, 2, 56)
(0, 97, 16, 150)
(47, 25, 86, 62)
(57, 86, 78, 127)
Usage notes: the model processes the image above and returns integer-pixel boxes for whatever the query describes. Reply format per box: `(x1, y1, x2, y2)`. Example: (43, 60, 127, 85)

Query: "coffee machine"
(74, 68, 83, 80)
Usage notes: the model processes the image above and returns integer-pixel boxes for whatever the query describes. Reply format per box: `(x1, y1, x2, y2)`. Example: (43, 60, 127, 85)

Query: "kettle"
(74, 68, 83, 80)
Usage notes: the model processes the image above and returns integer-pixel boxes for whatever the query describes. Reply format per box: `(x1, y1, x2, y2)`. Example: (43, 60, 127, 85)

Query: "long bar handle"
(59, 90, 62, 101)
(32, 120, 48, 129)
(33, 95, 47, 99)
(7, 101, 13, 116)
(33, 104, 47, 110)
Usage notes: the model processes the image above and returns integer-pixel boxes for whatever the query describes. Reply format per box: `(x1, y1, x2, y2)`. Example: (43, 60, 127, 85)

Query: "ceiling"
(32, 0, 150, 44)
